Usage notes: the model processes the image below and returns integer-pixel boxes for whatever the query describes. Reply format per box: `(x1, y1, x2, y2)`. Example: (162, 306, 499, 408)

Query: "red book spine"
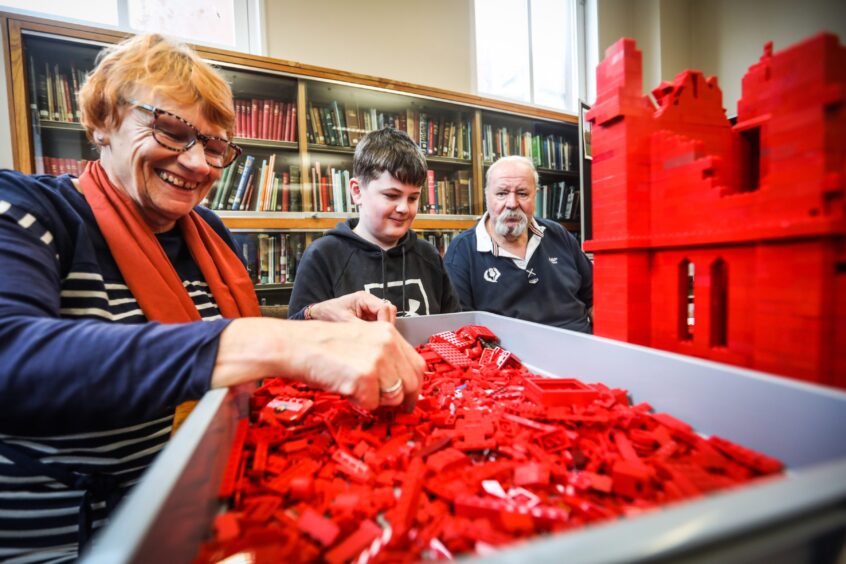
(274, 101, 283, 140)
(236, 100, 245, 138)
(289, 105, 297, 142)
(427, 170, 436, 213)
(320, 177, 330, 212)
(250, 99, 259, 139)
(310, 166, 318, 213)
(261, 99, 271, 139)
(281, 171, 290, 212)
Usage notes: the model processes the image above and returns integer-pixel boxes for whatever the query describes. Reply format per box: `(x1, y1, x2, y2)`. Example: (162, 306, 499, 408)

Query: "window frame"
(472, 0, 585, 113)
(0, 0, 265, 55)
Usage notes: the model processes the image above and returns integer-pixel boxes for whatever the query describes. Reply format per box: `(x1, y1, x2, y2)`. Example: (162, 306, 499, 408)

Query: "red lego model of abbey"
(585, 33, 845, 389)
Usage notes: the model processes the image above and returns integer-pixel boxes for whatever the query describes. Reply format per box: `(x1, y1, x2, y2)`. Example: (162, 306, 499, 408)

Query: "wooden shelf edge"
(219, 213, 478, 231)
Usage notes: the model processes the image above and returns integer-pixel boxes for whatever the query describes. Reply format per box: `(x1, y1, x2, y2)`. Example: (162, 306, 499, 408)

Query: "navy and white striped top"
(0, 170, 236, 563)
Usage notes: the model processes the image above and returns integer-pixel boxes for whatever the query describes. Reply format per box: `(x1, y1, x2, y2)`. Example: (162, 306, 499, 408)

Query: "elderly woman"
(0, 33, 423, 561)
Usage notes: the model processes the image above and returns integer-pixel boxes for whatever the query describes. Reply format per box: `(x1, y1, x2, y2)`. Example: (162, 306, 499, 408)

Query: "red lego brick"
(265, 396, 314, 423)
(324, 519, 382, 564)
(427, 341, 475, 368)
(298, 507, 340, 547)
(331, 449, 373, 484)
(523, 377, 601, 408)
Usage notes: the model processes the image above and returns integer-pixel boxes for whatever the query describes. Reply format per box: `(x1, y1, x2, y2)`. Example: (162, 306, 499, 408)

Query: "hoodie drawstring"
(401, 245, 407, 316)
(380, 250, 388, 302)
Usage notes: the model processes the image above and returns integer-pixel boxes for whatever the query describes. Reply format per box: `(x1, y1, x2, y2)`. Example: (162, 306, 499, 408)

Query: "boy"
(289, 127, 460, 318)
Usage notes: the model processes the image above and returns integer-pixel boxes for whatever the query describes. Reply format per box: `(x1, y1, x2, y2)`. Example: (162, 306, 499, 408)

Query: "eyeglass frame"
(128, 99, 242, 168)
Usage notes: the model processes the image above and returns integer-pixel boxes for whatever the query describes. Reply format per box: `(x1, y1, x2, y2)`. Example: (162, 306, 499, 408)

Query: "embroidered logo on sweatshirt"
(549, 256, 558, 264)
(483, 267, 501, 283)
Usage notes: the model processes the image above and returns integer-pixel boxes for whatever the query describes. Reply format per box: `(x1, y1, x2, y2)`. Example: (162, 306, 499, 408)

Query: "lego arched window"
(710, 259, 728, 347)
(678, 259, 694, 341)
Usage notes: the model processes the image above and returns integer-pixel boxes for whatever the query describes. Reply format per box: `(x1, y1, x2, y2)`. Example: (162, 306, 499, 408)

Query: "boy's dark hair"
(353, 127, 428, 188)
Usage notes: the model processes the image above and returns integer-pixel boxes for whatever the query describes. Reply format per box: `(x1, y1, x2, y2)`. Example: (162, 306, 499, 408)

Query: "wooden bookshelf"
(1, 10, 584, 297)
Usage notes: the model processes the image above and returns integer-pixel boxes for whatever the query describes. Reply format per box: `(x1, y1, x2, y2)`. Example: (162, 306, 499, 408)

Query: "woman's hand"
(212, 317, 424, 411)
(308, 291, 397, 324)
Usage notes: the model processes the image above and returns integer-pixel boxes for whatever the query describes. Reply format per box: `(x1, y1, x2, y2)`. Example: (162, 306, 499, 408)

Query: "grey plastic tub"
(82, 312, 846, 564)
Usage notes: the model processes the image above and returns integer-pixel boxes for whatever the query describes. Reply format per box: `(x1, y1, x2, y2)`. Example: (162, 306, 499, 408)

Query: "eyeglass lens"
(152, 112, 236, 167)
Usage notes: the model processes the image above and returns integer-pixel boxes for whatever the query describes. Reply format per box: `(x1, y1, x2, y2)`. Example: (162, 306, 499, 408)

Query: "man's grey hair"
(484, 155, 539, 191)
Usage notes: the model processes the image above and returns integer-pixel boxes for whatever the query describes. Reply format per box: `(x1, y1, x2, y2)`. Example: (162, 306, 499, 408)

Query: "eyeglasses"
(130, 100, 241, 168)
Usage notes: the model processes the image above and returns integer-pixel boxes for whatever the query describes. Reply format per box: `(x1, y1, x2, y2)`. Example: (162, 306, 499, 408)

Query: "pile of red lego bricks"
(195, 325, 784, 563)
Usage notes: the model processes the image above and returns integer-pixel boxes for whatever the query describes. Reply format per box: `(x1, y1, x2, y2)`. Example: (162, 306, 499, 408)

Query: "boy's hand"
(309, 291, 397, 324)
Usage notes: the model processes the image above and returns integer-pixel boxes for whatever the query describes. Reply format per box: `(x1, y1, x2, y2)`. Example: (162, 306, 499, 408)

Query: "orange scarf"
(79, 160, 260, 429)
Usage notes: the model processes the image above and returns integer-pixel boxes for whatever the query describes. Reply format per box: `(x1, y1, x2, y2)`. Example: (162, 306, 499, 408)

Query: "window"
(678, 259, 694, 341)
(474, 0, 580, 112)
(0, 0, 263, 55)
(739, 125, 761, 191)
(710, 259, 728, 347)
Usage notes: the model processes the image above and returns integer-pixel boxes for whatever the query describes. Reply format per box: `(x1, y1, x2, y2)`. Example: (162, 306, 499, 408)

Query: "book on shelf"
(233, 231, 321, 285)
(233, 99, 296, 142)
(30, 57, 89, 123)
(261, 99, 272, 140)
(482, 125, 570, 170)
(39, 156, 88, 176)
(230, 155, 256, 210)
(564, 184, 576, 221)
(345, 106, 362, 145)
(280, 172, 290, 212)
(290, 165, 302, 211)
(304, 99, 470, 160)
(532, 181, 579, 223)
(419, 170, 472, 215)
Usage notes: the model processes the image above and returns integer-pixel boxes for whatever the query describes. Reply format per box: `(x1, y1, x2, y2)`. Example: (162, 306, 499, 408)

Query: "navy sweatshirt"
(0, 170, 237, 560)
(443, 217, 593, 332)
(289, 219, 460, 318)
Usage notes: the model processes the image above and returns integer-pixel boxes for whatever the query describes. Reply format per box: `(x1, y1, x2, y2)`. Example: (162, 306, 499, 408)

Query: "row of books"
(206, 154, 355, 213)
(422, 170, 473, 215)
(482, 125, 574, 171)
(232, 232, 321, 286)
(418, 230, 460, 257)
(207, 153, 475, 216)
(536, 181, 581, 222)
(305, 101, 472, 160)
(30, 57, 88, 123)
(233, 229, 457, 287)
(36, 156, 89, 176)
(234, 99, 297, 142)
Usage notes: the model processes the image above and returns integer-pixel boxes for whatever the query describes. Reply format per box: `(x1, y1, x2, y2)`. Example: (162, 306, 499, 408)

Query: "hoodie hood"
(327, 218, 418, 256)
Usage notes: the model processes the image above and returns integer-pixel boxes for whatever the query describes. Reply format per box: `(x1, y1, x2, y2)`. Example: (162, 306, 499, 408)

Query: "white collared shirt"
(475, 212, 545, 270)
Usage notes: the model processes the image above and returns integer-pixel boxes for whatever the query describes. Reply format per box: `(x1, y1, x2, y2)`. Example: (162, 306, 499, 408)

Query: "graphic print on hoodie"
(288, 219, 461, 317)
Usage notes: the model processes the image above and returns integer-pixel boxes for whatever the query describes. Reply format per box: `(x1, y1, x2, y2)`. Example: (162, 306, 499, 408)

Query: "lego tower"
(585, 34, 845, 388)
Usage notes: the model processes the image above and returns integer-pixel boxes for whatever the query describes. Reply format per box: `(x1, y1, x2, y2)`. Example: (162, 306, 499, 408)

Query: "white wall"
(689, 0, 846, 114)
(589, 0, 845, 113)
(263, 0, 474, 95)
(0, 56, 13, 169)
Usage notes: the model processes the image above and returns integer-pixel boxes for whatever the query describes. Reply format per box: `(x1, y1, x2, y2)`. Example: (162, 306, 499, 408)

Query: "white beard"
(494, 209, 528, 239)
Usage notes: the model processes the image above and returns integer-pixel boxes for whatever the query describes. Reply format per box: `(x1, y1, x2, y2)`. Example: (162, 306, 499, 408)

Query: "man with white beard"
(444, 156, 593, 332)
